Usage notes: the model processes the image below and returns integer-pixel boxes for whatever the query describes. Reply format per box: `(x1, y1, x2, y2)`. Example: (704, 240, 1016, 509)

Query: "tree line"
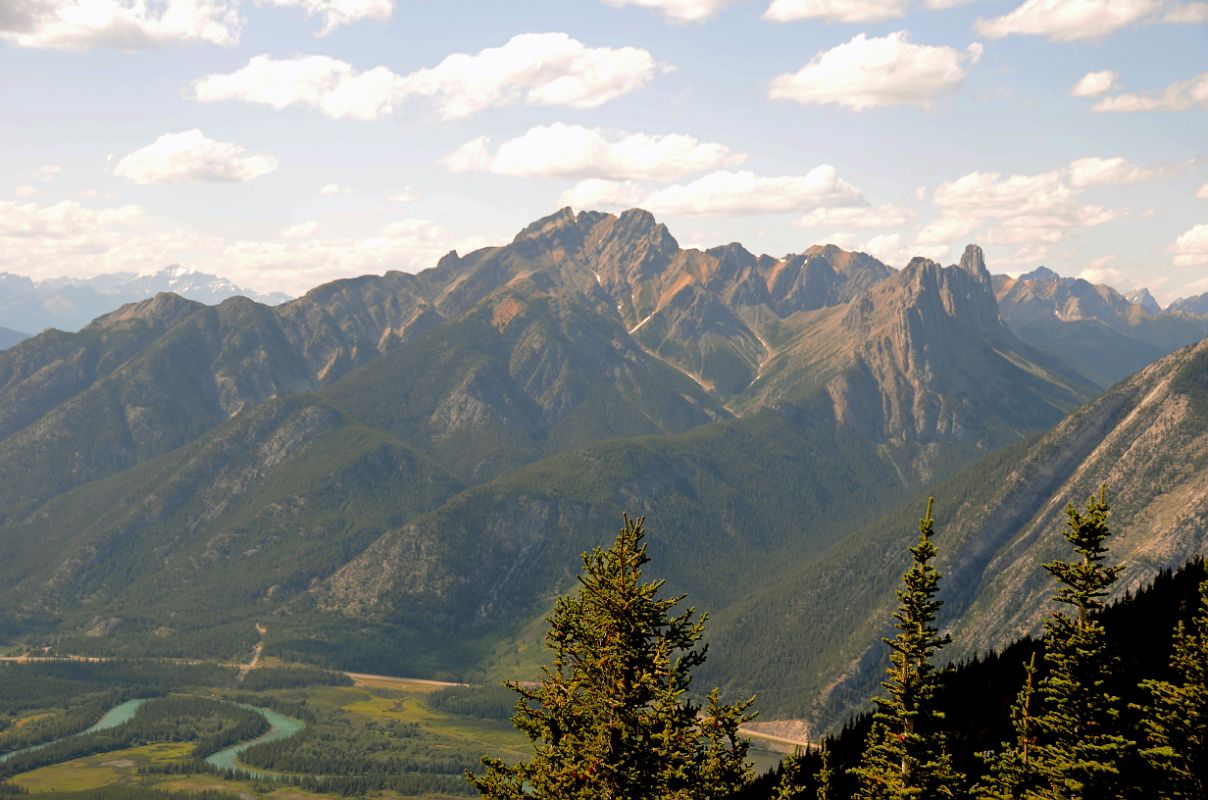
(470, 497, 1207, 799)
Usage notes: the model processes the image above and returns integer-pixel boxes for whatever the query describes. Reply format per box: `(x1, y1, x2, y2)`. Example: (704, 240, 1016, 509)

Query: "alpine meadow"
(1, 1, 1206, 799)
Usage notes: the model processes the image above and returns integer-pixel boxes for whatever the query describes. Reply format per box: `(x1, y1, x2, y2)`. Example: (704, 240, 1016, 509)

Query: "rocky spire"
(958, 244, 992, 287)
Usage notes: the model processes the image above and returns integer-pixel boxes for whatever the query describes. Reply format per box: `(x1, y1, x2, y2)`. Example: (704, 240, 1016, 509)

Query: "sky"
(0, 0, 1205, 302)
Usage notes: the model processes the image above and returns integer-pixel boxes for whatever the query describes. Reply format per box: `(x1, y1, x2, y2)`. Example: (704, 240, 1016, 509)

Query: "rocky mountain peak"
(510, 207, 598, 257)
(588, 208, 680, 283)
(85, 292, 201, 329)
(1125, 288, 1162, 315)
(958, 244, 991, 286)
(905, 256, 942, 272)
(1019, 265, 1060, 282)
(611, 208, 677, 250)
(705, 242, 758, 282)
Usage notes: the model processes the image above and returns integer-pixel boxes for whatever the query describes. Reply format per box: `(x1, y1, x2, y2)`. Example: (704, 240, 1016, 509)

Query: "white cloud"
(442, 138, 492, 172)
(403, 33, 662, 119)
(1198, 181, 1208, 200)
(220, 218, 466, 295)
(318, 182, 351, 196)
(112, 130, 278, 184)
(642, 166, 865, 215)
(987, 244, 1053, 271)
(0, 196, 480, 296)
(13, 185, 39, 198)
(1171, 223, 1208, 267)
(0, 199, 143, 239)
(795, 204, 912, 229)
(281, 221, 319, 238)
(1070, 69, 1118, 97)
(559, 179, 646, 211)
(1091, 72, 1208, 112)
(1067, 157, 1158, 187)
(33, 164, 61, 181)
(559, 166, 866, 216)
(191, 33, 662, 121)
(1165, 2, 1208, 22)
(444, 124, 742, 181)
(600, 0, 737, 22)
(190, 54, 409, 120)
(915, 216, 982, 246)
(0, 0, 240, 49)
(768, 32, 982, 111)
(935, 170, 1104, 223)
(832, 232, 949, 267)
(0, 199, 168, 281)
(386, 187, 420, 203)
(928, 166, 1127, 264)
(975, 0, 1160, 41)
(257, 0, 391, 34)
(1079, 256, 1127, 286)
(764, 0, 908, 23)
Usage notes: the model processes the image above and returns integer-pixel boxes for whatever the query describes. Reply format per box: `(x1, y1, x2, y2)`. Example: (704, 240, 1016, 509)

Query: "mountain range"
(0, 207, 1205, 735)
(993, 266, 1208, 387)
(0, 266, 291, 338)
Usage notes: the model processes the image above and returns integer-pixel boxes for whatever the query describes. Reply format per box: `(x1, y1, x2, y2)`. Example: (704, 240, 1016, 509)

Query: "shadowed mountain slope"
(709, 335, 1208, 728)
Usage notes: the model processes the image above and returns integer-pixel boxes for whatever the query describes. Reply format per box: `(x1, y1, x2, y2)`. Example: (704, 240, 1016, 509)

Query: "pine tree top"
(1043, 486, 1121, 618)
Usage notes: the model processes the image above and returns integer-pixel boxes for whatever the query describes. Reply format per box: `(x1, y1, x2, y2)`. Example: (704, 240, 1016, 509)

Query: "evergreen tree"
(771, 745, 817, 800)
(851, 498, 962, 799)
(469, 514, 756, 800)
(979, 653, 1042, 799)
(816, 743, 834, 800)
(1138, 576, 1208, 799)
(985, 488, 1132, 799)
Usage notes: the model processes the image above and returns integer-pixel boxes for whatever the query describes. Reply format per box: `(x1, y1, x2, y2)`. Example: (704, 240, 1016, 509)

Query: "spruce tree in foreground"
(978, 652, 1042, 799)
(983, 488, 1132, 800)
(469, 514, 755, 800)
(1138, 575, 1208, 799)
(851, 498, 962, 799)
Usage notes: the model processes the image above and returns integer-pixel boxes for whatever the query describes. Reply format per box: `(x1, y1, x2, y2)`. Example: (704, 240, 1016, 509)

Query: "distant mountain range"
(1168, 291, 1208, 316)
(0, 266, 291, 338)
(993, 266, 1208, 387)
(0, 208, 1205, 735)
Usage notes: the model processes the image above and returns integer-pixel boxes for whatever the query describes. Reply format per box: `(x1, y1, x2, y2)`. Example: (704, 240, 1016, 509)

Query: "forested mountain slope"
(0, 207, 1180, 729)
(712, 335, 1208, 728)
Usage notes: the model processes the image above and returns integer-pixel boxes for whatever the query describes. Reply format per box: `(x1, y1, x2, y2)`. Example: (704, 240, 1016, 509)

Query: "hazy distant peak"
(1125, 287, 1162, 314)
(1167, 292, 1208, 317)
(1019, 265, 1060, 282)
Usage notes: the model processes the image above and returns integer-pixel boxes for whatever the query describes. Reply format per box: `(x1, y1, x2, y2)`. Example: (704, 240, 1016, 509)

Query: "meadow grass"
(12, 743, 194, 793)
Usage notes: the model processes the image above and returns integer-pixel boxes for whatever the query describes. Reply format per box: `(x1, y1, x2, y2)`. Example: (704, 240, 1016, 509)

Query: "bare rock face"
(940, 338, 1208, 654)
(1126, 288, 1162, 315)
(957, 243, 991, 287)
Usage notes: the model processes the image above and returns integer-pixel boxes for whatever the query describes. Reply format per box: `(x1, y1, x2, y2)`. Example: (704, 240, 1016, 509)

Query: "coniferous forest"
(0, 494, 1204, 800)
(472, 495, 1207, 800)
